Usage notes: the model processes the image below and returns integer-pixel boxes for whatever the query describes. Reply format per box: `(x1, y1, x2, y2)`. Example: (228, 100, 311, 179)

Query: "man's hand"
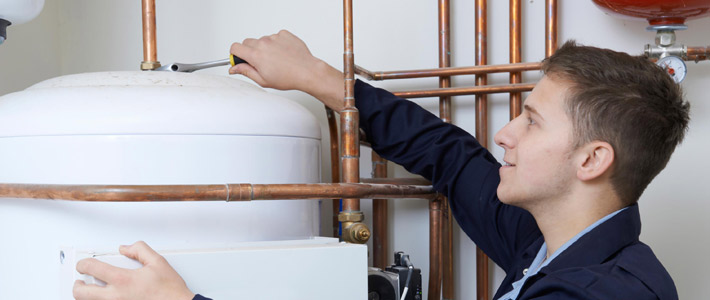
(229, 30, 345, 112)
(73, 241, 195, 300)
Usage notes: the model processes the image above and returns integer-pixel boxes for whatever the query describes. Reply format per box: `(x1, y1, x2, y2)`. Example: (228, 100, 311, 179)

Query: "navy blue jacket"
(353, 80, 677, 299)
(192, 80, 677, 300)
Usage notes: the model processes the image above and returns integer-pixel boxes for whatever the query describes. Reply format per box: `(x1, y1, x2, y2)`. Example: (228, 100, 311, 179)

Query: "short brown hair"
(542, 41, 690, 204)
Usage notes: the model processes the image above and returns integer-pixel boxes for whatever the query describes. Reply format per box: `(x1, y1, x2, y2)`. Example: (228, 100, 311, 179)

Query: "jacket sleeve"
(355, 80, 540, 270)
(192, 294, 212, 300)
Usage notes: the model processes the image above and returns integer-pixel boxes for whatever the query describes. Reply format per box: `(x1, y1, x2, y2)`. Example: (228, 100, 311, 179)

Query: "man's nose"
(494, 121, 516, 150)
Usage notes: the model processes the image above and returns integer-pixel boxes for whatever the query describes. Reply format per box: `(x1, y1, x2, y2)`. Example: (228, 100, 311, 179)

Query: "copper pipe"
(475, 0, 491, 299)
(361, 177, 431, 186)
(341, 0, 360, 213)
(475, 0, 489, 150)
(686, 54, 709, 61)
(476, 247, 490, 300)
(509, 0, 522, 119)
(545, 0, 558, 58)
(392, 83, 535, 99)
(355, 62, 541, 80)
(140, 0, 160, 70)
(428, 196, 443, 300)
(326, 107, 341, 237)
(0, 183, 437, 202)
(439, 0, 452, 123)
(687, 46, 709, 61)
(372, 152, 389, 269)
(438, 0, 454, 298)
(442, 195, 454, 300)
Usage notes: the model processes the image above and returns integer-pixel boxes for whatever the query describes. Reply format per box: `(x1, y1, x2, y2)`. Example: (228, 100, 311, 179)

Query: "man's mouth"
(503, 160, 516, 167)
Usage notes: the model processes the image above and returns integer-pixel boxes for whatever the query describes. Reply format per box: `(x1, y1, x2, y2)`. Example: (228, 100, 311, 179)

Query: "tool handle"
(230, 55, 247, 66)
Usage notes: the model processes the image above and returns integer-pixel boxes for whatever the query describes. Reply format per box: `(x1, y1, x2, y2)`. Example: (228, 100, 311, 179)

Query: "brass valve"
(338, 211, 370, 244)
(343, 222, 371, 244)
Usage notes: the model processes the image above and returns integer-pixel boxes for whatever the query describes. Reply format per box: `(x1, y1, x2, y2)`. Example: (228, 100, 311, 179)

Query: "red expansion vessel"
(592, 0, 710, 25)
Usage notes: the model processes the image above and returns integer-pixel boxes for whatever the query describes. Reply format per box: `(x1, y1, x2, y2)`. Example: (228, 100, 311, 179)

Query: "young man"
(74, 30, 689, 300)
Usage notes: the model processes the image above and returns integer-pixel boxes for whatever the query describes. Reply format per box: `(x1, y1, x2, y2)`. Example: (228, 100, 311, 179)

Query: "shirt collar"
(538, 204, 641, 274)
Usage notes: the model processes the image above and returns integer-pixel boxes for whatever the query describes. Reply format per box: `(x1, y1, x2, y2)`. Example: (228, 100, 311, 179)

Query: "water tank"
(0, 71, 323, 298)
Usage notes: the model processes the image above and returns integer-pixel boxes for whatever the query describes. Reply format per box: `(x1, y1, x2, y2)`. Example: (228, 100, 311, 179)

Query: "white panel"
(59, 238, 367, 300)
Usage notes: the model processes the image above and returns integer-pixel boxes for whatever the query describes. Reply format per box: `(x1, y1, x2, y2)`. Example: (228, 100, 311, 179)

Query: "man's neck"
(528, 188, 624, 258)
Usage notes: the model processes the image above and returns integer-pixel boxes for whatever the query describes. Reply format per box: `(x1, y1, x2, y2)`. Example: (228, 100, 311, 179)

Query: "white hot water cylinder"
(0, 71, 367, 299)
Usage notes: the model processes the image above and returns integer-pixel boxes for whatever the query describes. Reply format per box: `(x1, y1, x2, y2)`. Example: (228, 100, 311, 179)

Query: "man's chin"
(497, 188, 524, 207)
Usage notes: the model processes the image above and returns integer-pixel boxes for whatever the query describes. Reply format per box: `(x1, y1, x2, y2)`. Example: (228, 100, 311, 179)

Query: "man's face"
(493, 75, 577, 208)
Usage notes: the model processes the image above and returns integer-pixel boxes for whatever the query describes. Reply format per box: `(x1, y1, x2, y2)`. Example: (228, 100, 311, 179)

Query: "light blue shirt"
(497, 207, 628, 300)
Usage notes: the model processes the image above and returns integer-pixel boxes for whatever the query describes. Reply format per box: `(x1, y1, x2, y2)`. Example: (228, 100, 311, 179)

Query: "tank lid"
(0, 71, 320, 139)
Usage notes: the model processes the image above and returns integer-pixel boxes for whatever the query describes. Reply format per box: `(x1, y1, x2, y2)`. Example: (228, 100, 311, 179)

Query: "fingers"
(73, 280, 108, 300)
(119, 241, 163, 266)
(227, 29, 322, 93)
(76, 258, 126, 284)
(229, 63, 266, 86)
(230, 40, 257, 65)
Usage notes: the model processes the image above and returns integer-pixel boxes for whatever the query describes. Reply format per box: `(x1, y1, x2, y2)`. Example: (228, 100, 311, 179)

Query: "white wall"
(0, 0, 60, 95)
(1, 0, 708, 298)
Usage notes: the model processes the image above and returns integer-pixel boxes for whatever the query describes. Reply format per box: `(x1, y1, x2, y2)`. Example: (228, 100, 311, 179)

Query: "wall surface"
(0, 0, 60, 95)
(1, 0, 708, 298)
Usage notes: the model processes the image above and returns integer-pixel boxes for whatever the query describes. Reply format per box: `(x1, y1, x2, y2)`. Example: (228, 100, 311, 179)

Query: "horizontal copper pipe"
(687, 46, 709, 56)
(393, 82, 535, 98)
(0, 183, 437, 202)
(361, 177, 431, 186)
(356, 62, 541, 80)
(687, 46, 709, 61)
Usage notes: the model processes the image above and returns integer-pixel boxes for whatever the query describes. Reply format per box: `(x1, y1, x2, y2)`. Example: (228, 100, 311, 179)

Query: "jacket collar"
(535, 204, 641, 274)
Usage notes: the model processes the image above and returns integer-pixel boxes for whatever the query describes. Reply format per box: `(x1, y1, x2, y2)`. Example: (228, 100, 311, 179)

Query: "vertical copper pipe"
(438, 0, 454, 299)
(372, 152, 389, 269)
(545, 0, 558, 58)
(442, 195, 454, 300)
(341, 0, 360, 213)
(509, 0, 522, 119)
(475, 0, 491, 299)
(438, 0, 452, 123)
(326, 107, 341, 238)
(475, 0, 489, 151)
(428, 196, 443, 300)
(140, 0, 160, 70)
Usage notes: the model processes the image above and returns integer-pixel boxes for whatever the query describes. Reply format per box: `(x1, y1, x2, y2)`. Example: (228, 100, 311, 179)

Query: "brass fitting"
(338, 211, 364, 222)
(140, 61, 161, 71)
(343, 222, 371, 244)
(339, 211, 370, 244)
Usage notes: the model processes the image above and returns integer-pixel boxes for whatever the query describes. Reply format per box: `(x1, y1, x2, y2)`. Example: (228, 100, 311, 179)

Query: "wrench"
(155, 55, 247, 73)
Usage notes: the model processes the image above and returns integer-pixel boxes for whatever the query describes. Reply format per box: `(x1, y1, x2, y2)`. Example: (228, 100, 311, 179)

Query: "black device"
(368, 251, 423, 300)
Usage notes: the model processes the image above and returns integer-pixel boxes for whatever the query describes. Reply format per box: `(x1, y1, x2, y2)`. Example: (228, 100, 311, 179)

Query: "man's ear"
(576, 141, 615, 181)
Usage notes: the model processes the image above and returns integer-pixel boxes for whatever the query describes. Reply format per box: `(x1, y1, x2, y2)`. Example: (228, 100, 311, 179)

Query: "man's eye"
(527, 118, 536, 125)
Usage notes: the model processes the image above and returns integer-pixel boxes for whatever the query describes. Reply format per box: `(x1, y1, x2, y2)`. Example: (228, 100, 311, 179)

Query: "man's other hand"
(73, 241, 195, 300)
